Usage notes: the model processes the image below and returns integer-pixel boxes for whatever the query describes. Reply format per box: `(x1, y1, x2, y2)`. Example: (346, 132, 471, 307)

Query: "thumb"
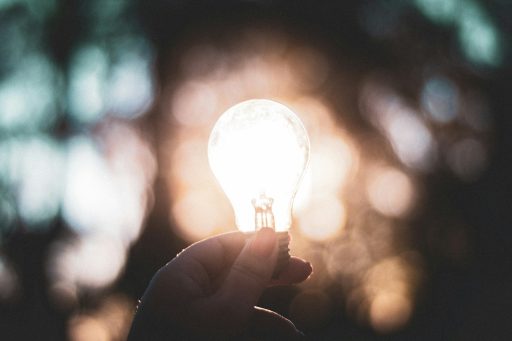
(217, 227, 278, 310)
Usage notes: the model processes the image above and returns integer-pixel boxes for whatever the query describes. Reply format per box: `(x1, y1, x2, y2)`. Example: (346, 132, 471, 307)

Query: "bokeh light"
(360, 82, 436, 171)
(0, 0, 507, 339)
(297, 194, 347, 241)
(0, 53, 59, 131)
(414, 0, 503, 67)
(68, 45, 108, 124)
(172, 81, 219, 127)
(370, 291, 412, 333)
(364, 255, 421, 334)
(447, 138, 487, 182)
(172, 188, 232, 241)
(366, 166, 415, 218)
(48, 235, 126, 294)
(421, 75, 459, 124)
(62, 130, 154, 244)
(0, 256, 18, 300)
(68, 315, 110, 341)
(0, 0, 157, 337)
(68, 40, 154, 123)
(0, 136, 64, 227)
(157, 12, 498, 332)
(68, 294, 134, 341)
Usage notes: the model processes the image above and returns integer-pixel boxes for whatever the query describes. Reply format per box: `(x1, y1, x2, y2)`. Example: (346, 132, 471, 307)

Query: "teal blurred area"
(0, 1, 157, 339)
(0, 0, 155, 235)
(0, 0, 511, 340)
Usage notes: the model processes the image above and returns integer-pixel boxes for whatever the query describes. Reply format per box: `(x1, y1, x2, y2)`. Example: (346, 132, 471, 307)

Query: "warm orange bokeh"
(160, 27, 435, 333)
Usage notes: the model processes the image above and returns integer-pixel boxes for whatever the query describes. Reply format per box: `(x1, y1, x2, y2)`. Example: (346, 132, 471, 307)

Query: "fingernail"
(250, 228, 276, 258)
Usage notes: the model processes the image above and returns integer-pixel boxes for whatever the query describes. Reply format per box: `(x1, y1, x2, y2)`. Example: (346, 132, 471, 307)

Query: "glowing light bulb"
(208, 99, 310, 274)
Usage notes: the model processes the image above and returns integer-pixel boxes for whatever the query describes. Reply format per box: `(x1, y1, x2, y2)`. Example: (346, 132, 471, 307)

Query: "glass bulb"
(208, 99, 310, 233)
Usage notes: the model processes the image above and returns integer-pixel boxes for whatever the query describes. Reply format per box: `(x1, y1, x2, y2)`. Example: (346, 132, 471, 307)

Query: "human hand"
(127, 228, 312, 340)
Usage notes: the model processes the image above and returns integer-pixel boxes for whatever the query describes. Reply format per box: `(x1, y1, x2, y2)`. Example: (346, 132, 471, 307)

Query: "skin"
(127, 228, 313, 340)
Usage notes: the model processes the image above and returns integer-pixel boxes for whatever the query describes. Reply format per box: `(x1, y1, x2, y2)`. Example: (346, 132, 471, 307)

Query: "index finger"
(176, 231, 248, 280)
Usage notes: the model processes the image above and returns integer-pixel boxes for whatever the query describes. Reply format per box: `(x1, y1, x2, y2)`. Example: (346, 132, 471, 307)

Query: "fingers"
(176, 230, 313, 296)
(175, 230, 314, 286)
(131, 230, 313, 340)
(270, 257, 313, 286)
(175, 231, 247, 279)
(245, 306, 306, 340)
(216, 228, 278, 311)
(138, 232, 248, 311)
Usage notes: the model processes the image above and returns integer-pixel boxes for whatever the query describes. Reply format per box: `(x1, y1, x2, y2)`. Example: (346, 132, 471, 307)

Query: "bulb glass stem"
(252, 193, 275, 230)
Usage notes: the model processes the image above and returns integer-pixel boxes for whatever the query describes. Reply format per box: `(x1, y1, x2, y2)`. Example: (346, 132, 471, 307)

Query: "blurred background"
(0, 0, 511, 339)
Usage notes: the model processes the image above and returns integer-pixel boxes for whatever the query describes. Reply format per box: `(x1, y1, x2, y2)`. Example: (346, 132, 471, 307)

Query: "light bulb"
(208, 99, 310, 275)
